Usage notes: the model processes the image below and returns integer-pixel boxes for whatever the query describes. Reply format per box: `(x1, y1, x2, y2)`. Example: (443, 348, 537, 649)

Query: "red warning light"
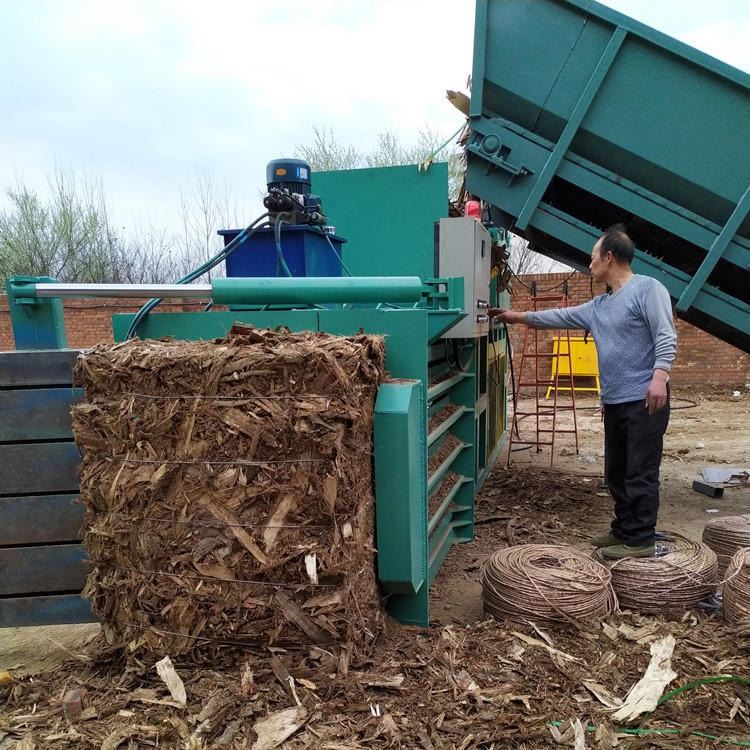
(464, 200, 481, 219)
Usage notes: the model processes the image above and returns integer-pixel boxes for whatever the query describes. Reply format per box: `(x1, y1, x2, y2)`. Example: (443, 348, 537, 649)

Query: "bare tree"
(0, 169, 124, 283)
(177, 168, 242, 280)
(295, 126, 362, 173)
(115, 225, 181, 284)
(364, 130, 414, 167)
(295, 125, 463, 200)
(507, 232, 571, 276)
(0, 167, 195, 285)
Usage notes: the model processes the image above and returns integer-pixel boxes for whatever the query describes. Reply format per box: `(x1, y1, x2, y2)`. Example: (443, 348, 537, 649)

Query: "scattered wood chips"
(2, 613, 749, 749)
(4, 446, 750, 748)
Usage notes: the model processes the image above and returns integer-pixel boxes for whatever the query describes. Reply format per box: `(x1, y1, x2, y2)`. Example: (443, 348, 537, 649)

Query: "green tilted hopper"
(468, 0, 750, 351)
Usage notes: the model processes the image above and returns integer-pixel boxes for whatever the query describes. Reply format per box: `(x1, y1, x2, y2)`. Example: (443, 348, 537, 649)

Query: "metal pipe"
(212, 277, 423, 305)
(30, 283, 212, 299)
(22, 276, 424, 305)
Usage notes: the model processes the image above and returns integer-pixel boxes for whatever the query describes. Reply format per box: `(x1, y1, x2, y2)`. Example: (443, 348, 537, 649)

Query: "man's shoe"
(600, 543, 655, 560)
(590, 532, 620, 548)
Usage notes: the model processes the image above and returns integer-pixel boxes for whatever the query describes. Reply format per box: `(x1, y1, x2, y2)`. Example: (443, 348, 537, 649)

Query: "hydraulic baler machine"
(10, 0, 745, 630)
(5, 158, 510, 627)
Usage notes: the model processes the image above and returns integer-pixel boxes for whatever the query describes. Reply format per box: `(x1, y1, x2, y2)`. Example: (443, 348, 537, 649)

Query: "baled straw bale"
(72, 324, 386, 659)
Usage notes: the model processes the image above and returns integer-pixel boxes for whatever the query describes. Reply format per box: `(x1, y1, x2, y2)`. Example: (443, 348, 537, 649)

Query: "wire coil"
(593, 532, 718, 613)
(481, 544, 615, 624)
(723, 548, 750, 624)
(703, 515, 750, 576)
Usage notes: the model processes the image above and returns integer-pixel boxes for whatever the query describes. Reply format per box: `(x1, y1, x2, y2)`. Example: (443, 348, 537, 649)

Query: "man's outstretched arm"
(488, 309, 529, 325)
(490, 300, 595, 330)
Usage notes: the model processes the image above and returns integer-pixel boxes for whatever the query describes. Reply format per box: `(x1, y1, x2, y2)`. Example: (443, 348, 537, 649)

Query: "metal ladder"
(507, 286, 580, 466)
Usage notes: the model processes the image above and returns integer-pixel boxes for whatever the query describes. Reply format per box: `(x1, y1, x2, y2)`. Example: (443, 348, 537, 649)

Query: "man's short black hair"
(599, 223, 635, 264)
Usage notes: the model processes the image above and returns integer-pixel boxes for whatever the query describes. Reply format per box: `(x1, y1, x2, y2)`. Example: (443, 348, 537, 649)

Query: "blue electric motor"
(221, 158, 346, 279)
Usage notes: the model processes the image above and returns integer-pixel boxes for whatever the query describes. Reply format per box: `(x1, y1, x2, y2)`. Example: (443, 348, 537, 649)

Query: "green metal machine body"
(469, 0, 750, 352)
(5, 276, 68, 349)
(107, 288, 507, 626)
(5, 164, 510, 628)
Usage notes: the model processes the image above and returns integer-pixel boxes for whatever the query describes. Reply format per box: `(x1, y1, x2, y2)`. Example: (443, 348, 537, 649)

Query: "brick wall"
(1, 275, 748, 387)
(0, 298, 209, 351)
(507, 272, 750, 389)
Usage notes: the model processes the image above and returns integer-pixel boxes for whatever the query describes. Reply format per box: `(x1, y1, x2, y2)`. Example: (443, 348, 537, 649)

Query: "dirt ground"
(431, 390, 750, 625)
(1, 391, 749, 749)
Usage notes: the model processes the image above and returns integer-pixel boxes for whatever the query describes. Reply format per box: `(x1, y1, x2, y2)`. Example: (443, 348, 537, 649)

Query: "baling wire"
(723, 547, 750, 623)
(592, 532, 718, 613)
(480, 544, 615, 624)
(704, 515, 750, 576)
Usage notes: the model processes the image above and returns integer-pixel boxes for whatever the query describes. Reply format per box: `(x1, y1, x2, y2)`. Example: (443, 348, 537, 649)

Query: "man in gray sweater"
(491, 225, 677, 559)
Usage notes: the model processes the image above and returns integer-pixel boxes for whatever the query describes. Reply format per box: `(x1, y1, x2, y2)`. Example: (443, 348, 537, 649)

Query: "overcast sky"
(2, 0, 749, 234)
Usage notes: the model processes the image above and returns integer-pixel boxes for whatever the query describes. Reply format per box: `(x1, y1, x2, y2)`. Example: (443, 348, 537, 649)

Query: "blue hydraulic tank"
(220, 225, 347, 278)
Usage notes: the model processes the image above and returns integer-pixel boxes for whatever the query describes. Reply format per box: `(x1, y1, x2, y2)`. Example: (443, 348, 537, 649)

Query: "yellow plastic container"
(546, 336, 600, 398)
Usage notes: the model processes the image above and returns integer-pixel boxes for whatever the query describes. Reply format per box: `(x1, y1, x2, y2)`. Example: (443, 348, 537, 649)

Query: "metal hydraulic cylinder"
(211, 277, 423, 305)
(16, 277, 424, 306)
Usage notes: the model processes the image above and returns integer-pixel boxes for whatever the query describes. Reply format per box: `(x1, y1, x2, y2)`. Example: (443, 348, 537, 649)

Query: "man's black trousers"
(603, 396, 670, 546)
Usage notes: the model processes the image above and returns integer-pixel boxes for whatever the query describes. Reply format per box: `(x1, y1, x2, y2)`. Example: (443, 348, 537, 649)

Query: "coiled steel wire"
(480, 544, 615, 624)
(703, 515, 750, 576)
(723, 547, 750, 624)
(593, 532, 718, 613)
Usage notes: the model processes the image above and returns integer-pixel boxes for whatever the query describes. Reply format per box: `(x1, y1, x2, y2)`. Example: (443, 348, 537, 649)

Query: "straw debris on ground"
(3, 460, 750, 748)
(2, 613, 749, 748)
(70, 325, 386, 661)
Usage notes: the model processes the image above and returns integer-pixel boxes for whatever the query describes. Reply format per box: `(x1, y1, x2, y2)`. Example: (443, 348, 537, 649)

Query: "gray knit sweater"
(525, 275, 677, 404)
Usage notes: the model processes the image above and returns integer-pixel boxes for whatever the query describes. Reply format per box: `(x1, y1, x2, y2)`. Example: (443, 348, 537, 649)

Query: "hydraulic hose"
(125, 212, 270, 339)
(322, 230, 354, 277)
(273, 213, 293, 278)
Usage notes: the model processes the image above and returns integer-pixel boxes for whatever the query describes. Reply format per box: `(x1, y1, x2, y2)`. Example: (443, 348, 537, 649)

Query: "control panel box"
(437, 217, 491, 338)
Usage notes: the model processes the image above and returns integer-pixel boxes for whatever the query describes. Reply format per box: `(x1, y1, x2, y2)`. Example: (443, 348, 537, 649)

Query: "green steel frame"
(5, 268, 508, 628)
(467, 114, 750, 350)
(469, 0, 750, 352)
(5, 276, 67, 350)
(107, 296, 507, 627)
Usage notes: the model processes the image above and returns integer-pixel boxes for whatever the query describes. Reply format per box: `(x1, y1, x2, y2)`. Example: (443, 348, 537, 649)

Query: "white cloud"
(0, 0, 747, 236)
(679, 20, 750, 72)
